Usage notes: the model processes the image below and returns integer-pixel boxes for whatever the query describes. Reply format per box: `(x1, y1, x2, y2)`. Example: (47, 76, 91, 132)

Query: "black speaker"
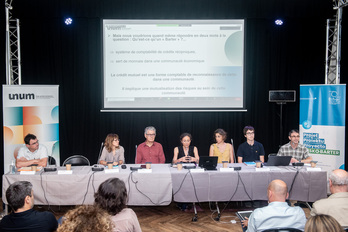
(269, 90, 296, 103)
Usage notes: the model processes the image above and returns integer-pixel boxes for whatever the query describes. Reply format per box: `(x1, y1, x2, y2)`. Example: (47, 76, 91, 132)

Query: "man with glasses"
(237, 126, 265, 163)
(277, 129, 312, 163)
(16, 133, 48, 168)
(136, 126, 165, 164)
(0, 181, 58, 232)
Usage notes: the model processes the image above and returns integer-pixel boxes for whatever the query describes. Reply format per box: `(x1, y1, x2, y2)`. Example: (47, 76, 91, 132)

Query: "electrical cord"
(81, 171, 97, 205)
(173, 170, 190, 196)
(40, 170, 57, 214)
(288, 168, 301, 198)
(129, 171, 171, 205)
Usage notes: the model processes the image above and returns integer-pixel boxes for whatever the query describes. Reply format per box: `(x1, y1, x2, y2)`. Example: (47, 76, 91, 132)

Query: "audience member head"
(214, 128, 227, 143)
(144, 126, 156, 143)
(329, 169, 348, 193)
(104, 133, 120, 152)
(243, 126, 255, 135)
(94, 178, 127, 216)
(305, 214, 344, 232)
(180, 133, 192, 147)
(57, 205, 113, 232)
(6, 181, 34, 212)
(267, 179, 288, 202)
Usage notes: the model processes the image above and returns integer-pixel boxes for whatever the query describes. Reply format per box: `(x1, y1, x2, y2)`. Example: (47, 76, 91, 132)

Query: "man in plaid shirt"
(277, 129, 312, 163)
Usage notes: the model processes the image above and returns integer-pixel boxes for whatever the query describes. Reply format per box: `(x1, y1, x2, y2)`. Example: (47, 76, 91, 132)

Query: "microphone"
(96, 142, 104, 164)
(135, 145, 138, 164)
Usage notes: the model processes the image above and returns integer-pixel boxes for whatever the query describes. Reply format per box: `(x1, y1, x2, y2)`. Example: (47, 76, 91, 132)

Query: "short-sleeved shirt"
(0, 208, 58, 232)
(237, 141, 265, 162)
(136, 142, 165, 164)
(100, 146, 125, 163)
(277, 142, 309, 161)
(17, 145, 48, 161)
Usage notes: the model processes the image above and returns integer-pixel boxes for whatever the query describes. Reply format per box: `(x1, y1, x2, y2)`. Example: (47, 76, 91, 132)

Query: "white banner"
(2, 85, 59, 173)
(300, 84, 346, 172)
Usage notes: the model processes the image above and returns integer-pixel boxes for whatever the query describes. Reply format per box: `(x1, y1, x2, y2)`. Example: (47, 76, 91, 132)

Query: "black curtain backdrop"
(1, 0, 347, 191)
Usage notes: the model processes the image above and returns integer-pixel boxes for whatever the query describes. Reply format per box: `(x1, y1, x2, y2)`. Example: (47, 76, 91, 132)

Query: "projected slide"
(103, 20, 244, 111)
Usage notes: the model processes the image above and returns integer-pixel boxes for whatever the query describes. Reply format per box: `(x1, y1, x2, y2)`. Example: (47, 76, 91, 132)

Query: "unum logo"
(8, 93, 35, 100)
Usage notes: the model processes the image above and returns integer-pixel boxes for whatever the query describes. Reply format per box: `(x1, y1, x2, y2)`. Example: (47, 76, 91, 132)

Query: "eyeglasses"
(291, 135, 300, 138)
(113, 139, 119, 141)
(146, 134, 156, 136)
(246, 132, 254, 135)
(30, 140, 39, 146)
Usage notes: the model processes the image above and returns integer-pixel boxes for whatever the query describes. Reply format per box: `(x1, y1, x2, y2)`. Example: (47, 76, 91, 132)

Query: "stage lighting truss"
(5, 0, 22, 85)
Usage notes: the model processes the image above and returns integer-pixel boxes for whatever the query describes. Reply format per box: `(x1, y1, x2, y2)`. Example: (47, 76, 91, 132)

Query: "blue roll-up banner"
(300, 84, 346, 171)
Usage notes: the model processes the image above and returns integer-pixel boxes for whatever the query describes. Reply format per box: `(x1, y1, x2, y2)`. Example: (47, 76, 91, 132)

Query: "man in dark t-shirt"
(237, 126, 265, 163)
(0, 181, 58, 232)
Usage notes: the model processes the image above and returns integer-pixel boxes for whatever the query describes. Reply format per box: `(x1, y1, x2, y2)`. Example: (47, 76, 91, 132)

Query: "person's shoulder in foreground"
(244, 179, 306, 232)
(0, 181, 58, 232)
(311, 169, 348, 227)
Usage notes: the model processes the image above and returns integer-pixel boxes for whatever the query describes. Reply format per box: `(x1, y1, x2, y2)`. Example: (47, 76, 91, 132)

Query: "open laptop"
(236, 210, 253, 221)
(199, 156, 218, 170)
(264, 155, 292, 166)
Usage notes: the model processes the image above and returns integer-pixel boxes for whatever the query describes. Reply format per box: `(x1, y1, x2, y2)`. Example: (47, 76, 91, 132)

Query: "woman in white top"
(99, 134, 125, 166)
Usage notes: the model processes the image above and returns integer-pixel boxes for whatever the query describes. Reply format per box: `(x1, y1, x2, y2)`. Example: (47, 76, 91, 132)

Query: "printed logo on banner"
(303, 120, 312, 130)
(8, 93, 35, 100)
(329, 91, 340, 105)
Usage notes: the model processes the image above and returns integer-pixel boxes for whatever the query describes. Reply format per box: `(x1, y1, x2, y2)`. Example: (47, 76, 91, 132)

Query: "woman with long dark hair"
(94, 178, 141, 232)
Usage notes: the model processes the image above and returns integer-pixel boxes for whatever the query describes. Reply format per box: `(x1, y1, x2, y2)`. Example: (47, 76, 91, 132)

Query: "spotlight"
(275, 19, 283, 26)
(65, 18, 73, 25)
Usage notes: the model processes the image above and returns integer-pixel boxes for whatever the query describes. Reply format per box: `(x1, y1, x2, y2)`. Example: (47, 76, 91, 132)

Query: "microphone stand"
(96, 142, 104, 164)
(231, 138, 236, 163)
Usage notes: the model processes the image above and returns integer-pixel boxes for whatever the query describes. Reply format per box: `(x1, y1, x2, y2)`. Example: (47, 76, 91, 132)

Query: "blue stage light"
(65, 18, 73, 25)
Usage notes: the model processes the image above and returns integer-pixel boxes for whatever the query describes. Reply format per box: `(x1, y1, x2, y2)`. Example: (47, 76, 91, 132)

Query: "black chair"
(62, 155, 90, 166)
(48, 156, 56, 166)
(262, 228, 302, 232)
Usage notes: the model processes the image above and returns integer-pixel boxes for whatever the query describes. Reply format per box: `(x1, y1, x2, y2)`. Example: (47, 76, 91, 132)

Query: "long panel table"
(2, 164, 172, 206)
(2, 164, 327, 206)
(171, 164, 327, 203)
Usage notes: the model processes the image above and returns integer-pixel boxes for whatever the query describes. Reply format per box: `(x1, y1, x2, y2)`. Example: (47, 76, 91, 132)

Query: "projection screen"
(102, 20, 245, 112)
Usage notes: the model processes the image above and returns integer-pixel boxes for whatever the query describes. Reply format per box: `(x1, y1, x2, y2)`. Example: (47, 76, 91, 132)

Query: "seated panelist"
(136, 126, 165, 164)
(16, 133, 48, 169)
(99, 133, 124, 166)
(209, 128, 234, 163)
(172, 133, 199, 164)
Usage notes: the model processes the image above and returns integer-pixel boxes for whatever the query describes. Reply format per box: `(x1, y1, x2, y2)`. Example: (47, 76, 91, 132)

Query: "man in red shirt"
(136, 126, 165, 164)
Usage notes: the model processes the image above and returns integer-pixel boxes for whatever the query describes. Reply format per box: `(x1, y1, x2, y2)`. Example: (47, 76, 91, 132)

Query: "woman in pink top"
(94, 178, 142, 232)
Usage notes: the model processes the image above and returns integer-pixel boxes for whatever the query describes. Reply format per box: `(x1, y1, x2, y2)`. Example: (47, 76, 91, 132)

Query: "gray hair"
(144, 126, 156, 134)
(329, 170, 348, 185)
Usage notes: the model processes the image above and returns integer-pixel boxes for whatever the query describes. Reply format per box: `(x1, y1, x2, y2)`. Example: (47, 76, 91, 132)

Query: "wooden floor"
(1, 201, 311, 232)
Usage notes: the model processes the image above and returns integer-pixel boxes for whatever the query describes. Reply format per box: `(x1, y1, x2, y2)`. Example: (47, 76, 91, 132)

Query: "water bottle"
(9, 160, 16, 174)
